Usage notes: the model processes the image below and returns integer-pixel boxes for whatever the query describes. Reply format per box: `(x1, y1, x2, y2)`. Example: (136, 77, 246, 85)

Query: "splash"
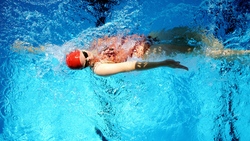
(196, 0, 250, 49)
(1, 0, 250, 140)
(18, 0, 62, 6)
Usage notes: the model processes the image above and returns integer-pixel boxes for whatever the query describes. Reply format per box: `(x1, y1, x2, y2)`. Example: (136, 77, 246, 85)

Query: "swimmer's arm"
(12, 40, 45, 54)
(25, 46, 45, 53)
(93, 59, 188, 76)
(93, 62, 137, 76)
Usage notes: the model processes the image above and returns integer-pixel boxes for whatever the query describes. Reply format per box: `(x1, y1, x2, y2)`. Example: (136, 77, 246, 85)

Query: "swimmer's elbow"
(93, 66, 113, 76)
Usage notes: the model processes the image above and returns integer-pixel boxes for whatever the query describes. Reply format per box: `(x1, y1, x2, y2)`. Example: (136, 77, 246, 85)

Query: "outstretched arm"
(12, 39, 45, 53)
(93, 59, 188, 76)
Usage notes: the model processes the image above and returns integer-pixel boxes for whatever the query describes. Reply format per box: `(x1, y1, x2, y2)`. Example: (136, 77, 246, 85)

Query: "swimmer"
(66, 50, 188, 75)
(66, 27, 249, 76)
(12, 27, 249, 76)
(65, 34, 189, 76)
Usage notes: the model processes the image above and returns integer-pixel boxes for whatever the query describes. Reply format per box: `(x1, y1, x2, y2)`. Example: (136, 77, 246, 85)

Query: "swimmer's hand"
(162, 59, 189, 71)
(135, 59, 188, 71)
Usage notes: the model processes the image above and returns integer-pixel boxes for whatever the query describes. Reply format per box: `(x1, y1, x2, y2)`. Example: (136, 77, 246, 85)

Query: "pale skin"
(12, 41, 249, 76)
(78, 49, 189, 76)
(12, 27, 250, 76)
(12, 39, 45, 53)
(79, 31, 249, 76)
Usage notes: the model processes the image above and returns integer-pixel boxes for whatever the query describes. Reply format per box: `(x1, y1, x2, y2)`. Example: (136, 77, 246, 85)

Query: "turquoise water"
(0, 0, 250, 140)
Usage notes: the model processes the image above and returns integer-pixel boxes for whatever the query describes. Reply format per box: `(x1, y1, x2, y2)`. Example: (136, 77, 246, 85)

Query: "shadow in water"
(214, 61, 241, 141)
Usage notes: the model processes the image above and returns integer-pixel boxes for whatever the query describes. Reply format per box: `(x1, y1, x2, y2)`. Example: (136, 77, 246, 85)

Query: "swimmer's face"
(79, 51, 89, 68)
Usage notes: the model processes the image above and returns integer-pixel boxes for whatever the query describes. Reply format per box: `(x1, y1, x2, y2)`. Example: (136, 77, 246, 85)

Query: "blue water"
(0, 0, 250, 140)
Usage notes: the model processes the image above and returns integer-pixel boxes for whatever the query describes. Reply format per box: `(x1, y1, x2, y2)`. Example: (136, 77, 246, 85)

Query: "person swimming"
(12, 27, 249, 76)
(65, 34, 189, 76)
(65, 27, 249, 76)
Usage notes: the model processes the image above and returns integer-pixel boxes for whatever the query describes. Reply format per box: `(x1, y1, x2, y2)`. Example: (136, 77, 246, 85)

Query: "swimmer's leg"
(147, 27, 205, 56)
(146, 44, 195, 57)
(149, 26, 204, 46)
(206, 48, 250, 59)
(158, 44, 194, 53)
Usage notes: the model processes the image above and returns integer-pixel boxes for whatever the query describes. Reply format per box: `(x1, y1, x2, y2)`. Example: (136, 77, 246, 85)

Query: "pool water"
(0, 0, 249, 140)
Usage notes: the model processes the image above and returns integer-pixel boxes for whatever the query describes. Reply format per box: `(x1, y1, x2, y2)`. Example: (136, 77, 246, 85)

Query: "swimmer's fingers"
(169, 63, 188, 71)
(175, 63, 189, 71)
(164, 59, 189, 71)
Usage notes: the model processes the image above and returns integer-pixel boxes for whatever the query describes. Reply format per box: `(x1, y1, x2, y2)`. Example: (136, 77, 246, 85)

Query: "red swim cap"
(66, 50, 83, 69)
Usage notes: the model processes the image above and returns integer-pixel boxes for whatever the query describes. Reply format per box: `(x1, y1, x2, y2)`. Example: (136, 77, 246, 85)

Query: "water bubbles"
(19, 0, 62, 6)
